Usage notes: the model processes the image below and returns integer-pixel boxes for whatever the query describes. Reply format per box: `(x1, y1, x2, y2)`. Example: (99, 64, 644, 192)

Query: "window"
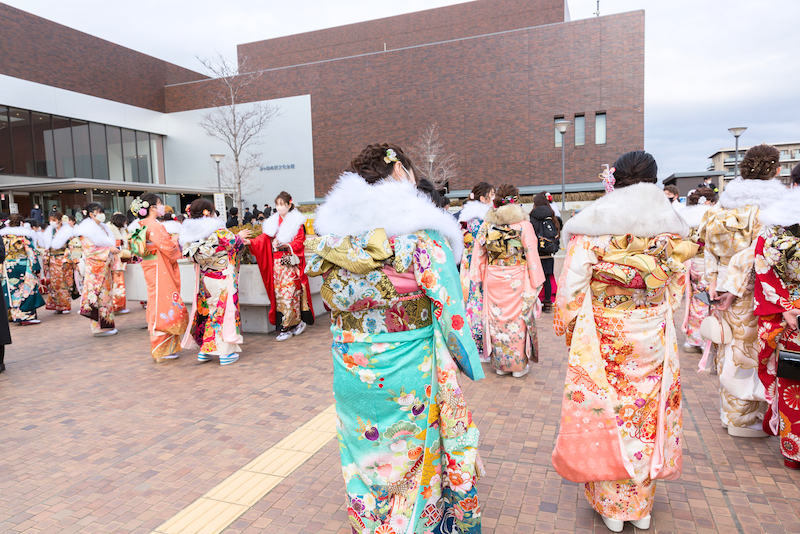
(89, 123, 109, 180)
(0, 107, 14, 174)
(31, 112, 55, 177)
(52, 116, 74, 177)
(71, 119, 92, 178)
(121, 128, 139, 182)
(151, 134, 165, 184)
(136, 131, 151, 183)
(106, 126, 124, 181)
(595, 113, 607, 145)
(9, 108, 33, 175)
(554, 117, 564, 148)
(574, 115, 585, 146)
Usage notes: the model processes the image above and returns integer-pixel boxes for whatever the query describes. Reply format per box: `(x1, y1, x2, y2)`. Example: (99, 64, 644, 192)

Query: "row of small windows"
(554, 113, 606, 148)
(0, 106, 165, 183)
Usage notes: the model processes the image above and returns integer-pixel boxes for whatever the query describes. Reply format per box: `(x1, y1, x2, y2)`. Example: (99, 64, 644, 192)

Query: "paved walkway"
(2, 296, 800, 534)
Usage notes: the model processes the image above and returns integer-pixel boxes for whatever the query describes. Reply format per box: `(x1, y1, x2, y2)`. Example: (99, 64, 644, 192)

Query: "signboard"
(9, 203, 18, 214)
(213, 193, 226, 217)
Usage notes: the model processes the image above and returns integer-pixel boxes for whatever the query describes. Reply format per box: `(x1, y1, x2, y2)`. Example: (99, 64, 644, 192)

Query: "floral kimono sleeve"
(519, 220, 545, 290)
(468, 222, 488, 284)
(81, 238, 111, 261)
(755, 235, 796, 314)
(25, 239, 41, 273)
(414, 229, 484, 381)
(553, 235, 598, 340)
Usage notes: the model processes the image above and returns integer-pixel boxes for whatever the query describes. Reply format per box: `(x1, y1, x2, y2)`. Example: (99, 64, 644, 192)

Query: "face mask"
(156, 204, 166, 216)
(277, 204, 289, 216)
(94, 212, 106, 223)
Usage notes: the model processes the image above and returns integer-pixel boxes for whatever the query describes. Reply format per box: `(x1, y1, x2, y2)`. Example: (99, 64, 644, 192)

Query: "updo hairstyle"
(8, 213, 24, 227)
(494, 184, 520, 207)
(82, 203, 104, 217)
(687, 187, 718, 206)
(275, 191, 295, 212)
(611, 151, 658, 188)
(110, 213, 128, 229)
(189, 199, 215, 219)
(469, 182, 494, 201)
(133, 193, 162, 219)
(346, 143, 416, 184)
(740, 144, 780, 180)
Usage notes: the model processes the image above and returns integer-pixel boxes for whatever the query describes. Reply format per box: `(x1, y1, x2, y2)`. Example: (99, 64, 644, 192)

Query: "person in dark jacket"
(30, 204, 43, 224)
(0, 237, 12, 372)
(529, 193, 561, 312)
(243, 207, 253, 223)
(226, 207, 239, 229)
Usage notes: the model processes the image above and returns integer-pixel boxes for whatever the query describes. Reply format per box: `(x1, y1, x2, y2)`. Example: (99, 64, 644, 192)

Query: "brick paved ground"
(2, 289, 800, 533)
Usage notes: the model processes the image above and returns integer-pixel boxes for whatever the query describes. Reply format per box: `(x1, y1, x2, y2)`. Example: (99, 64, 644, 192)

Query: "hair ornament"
(130, 197, 152, 217)
(469, 192, 475, 199)
(61, 215, 69, 223)
(384, 149, 399, 165)
(499, 195, 518, 206)
(698, 196, 707, 205)
(545, 192, 554, 202)
(599, 164, 616, 194)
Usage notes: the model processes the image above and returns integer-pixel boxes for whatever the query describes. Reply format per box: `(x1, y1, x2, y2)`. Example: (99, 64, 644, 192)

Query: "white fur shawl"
(179, 217, 225, 247)
(719, 178, 787, 210)
(127, 220, 141, 233)
(261, 208, 306, 244)
(74, 219, 116, 247)
(485, 204, 528, 226)
(759, 187, 800, 227)
(314, 172, 465, 261)
(679, 204, 711, 229)
(162, 220, 182, 235)
(0, 225, 38, 241)
(43, 223, 75, 250)
(562, 183, 690, 243)
(458, 200, 491, 223)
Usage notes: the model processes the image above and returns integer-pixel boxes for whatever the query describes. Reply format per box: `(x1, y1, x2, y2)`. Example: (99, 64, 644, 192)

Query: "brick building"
(0, 0, 644, 214)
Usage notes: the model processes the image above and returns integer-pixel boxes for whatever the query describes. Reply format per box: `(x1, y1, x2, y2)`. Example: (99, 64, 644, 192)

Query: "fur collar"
(485, 204, 528, 226)
(261, 208, 306, 243)
(75, 219, 116, 247)
(0, 226, 38, 241)
(458, 200, 491, 223)
(179, 217, 225, 247)
(314, 172, 465, 261)
(719, 178, 787, 210)
(759, 187, 800, 227)
(162, 220, 182, 235)
(563, 183, 690, 243)
(679, 204, 711, 229)
(127, 220, 141, 233)
(43, 223, 75, 250)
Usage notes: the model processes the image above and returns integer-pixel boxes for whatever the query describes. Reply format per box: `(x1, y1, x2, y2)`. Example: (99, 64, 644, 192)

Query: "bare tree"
(409, 123, 458, 193)
(198, 53, 281, 216)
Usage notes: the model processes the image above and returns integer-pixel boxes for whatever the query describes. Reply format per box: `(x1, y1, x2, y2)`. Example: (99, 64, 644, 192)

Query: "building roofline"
(0, 177, 221, 195)
(709, 142, 800, 159)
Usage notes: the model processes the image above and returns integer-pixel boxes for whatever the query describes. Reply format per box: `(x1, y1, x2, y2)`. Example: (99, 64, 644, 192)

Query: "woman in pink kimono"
(551, 152, 697, 532)
(470, 184, 544, 377)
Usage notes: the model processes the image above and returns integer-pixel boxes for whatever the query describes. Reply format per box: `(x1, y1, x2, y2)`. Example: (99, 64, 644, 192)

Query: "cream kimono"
(698, 178, 788, 429)
(552, 183, 695, 522)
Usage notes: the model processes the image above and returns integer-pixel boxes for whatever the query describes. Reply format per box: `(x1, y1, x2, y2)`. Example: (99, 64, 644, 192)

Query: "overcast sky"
(6, 0, 800, 179)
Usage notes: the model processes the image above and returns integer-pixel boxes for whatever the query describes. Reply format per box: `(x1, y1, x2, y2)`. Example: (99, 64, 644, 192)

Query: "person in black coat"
(0, 237, 12, 373)
(529, 193, 561, 313)
(226, 207, 240, 229)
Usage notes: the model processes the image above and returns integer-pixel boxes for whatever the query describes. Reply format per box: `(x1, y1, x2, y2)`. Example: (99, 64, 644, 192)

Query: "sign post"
(213, 193, 226, 218)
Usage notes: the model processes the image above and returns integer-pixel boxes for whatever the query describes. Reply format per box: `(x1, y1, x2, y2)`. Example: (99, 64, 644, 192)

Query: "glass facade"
(0, 104, 165, 183)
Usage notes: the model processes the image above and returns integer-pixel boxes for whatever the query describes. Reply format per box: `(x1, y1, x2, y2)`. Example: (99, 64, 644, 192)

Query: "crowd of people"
(3, 140, 800, 533)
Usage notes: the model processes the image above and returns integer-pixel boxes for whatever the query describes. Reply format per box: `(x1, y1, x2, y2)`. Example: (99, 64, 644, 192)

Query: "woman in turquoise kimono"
(1, 214, 45, 325)
(308, 143, 485, 534)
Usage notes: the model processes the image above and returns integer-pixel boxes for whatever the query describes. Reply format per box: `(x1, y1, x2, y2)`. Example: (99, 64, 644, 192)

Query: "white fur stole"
(562, 183, 690, 243)
(74, 219, 116, 247)
(43, 223, 75, 250)
(759, 187, 800, 228)
(679, 204, 711, 229)
(485, 204, 528, 226)
(0, 225, 38, 241)
(179, 217, 225, 248)
(719, 178, 787, 210)
(261, 209, 306, 244)
(314, 172, 465, 261)
(458, 200, 491, 223)
(162, 220, 182, 235)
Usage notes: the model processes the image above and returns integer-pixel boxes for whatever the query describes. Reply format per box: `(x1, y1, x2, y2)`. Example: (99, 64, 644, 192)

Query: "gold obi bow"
(306, 229, 394, 276)
(485, 225, 523, 263)
(599, 234, 697, 289)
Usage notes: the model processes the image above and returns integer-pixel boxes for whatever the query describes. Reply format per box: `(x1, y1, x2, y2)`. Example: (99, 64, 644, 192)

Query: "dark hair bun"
(611, 151, 658, 189)
(346, 143, 415, 184)
(740, 144, 780, 180)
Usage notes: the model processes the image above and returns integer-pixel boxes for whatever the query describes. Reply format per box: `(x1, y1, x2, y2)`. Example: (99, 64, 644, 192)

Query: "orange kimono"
(137, 221, 188, 362)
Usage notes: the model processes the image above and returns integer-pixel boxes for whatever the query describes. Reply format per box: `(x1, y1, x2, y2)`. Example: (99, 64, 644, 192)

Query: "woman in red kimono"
(249, 191, 315, 341)
(754, 187, 800, 468)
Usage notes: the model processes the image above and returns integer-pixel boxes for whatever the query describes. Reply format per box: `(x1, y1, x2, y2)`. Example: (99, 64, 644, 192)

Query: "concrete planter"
(123, 260, 325, 334)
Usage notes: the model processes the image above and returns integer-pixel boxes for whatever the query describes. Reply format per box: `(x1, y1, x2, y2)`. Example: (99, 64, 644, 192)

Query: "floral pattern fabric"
(307, 228, 485, 534)
(79, 237, 115, 332)
(44, 237, 76, 312)
(2, 234, 45, 322)
(754, 226, 800, 461)
(469, 220, 544, 372)
(183, 228, 244, 355)
(460, 217, 486, 353)
(699, 205, 767, 428)
(684, 256, 710, 348)
(552, 233, 694, 522)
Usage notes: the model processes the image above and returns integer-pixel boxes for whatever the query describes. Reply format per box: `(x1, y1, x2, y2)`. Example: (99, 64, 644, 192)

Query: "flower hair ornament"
(384, 149, 399, 165)
(61, 215, 69, 223)
(545, 192, 554, 203)
(130, 196, 150, 217)
(599, 164, 616, 194)
(499, 195, 518, 206)
(469, 192, 475, 199)
(698, 196, 707, 205)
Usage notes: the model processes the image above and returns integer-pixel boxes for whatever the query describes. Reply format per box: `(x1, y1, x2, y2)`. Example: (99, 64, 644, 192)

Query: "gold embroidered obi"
(3, 235, 30, 260)
(485, 225, 526, 266)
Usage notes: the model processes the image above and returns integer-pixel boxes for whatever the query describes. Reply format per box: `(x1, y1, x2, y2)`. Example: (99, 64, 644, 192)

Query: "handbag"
(699, 313, 732, 345)
(778, 348, 800, 382)
(280, 249, 300, 267)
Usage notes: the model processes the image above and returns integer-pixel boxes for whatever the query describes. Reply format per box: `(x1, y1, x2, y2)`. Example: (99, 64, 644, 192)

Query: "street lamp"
(554, 120, 572, 211)
(728, 127, 747, 181)
(210, 154, 225, 193)
(427, 154, 435, 181)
